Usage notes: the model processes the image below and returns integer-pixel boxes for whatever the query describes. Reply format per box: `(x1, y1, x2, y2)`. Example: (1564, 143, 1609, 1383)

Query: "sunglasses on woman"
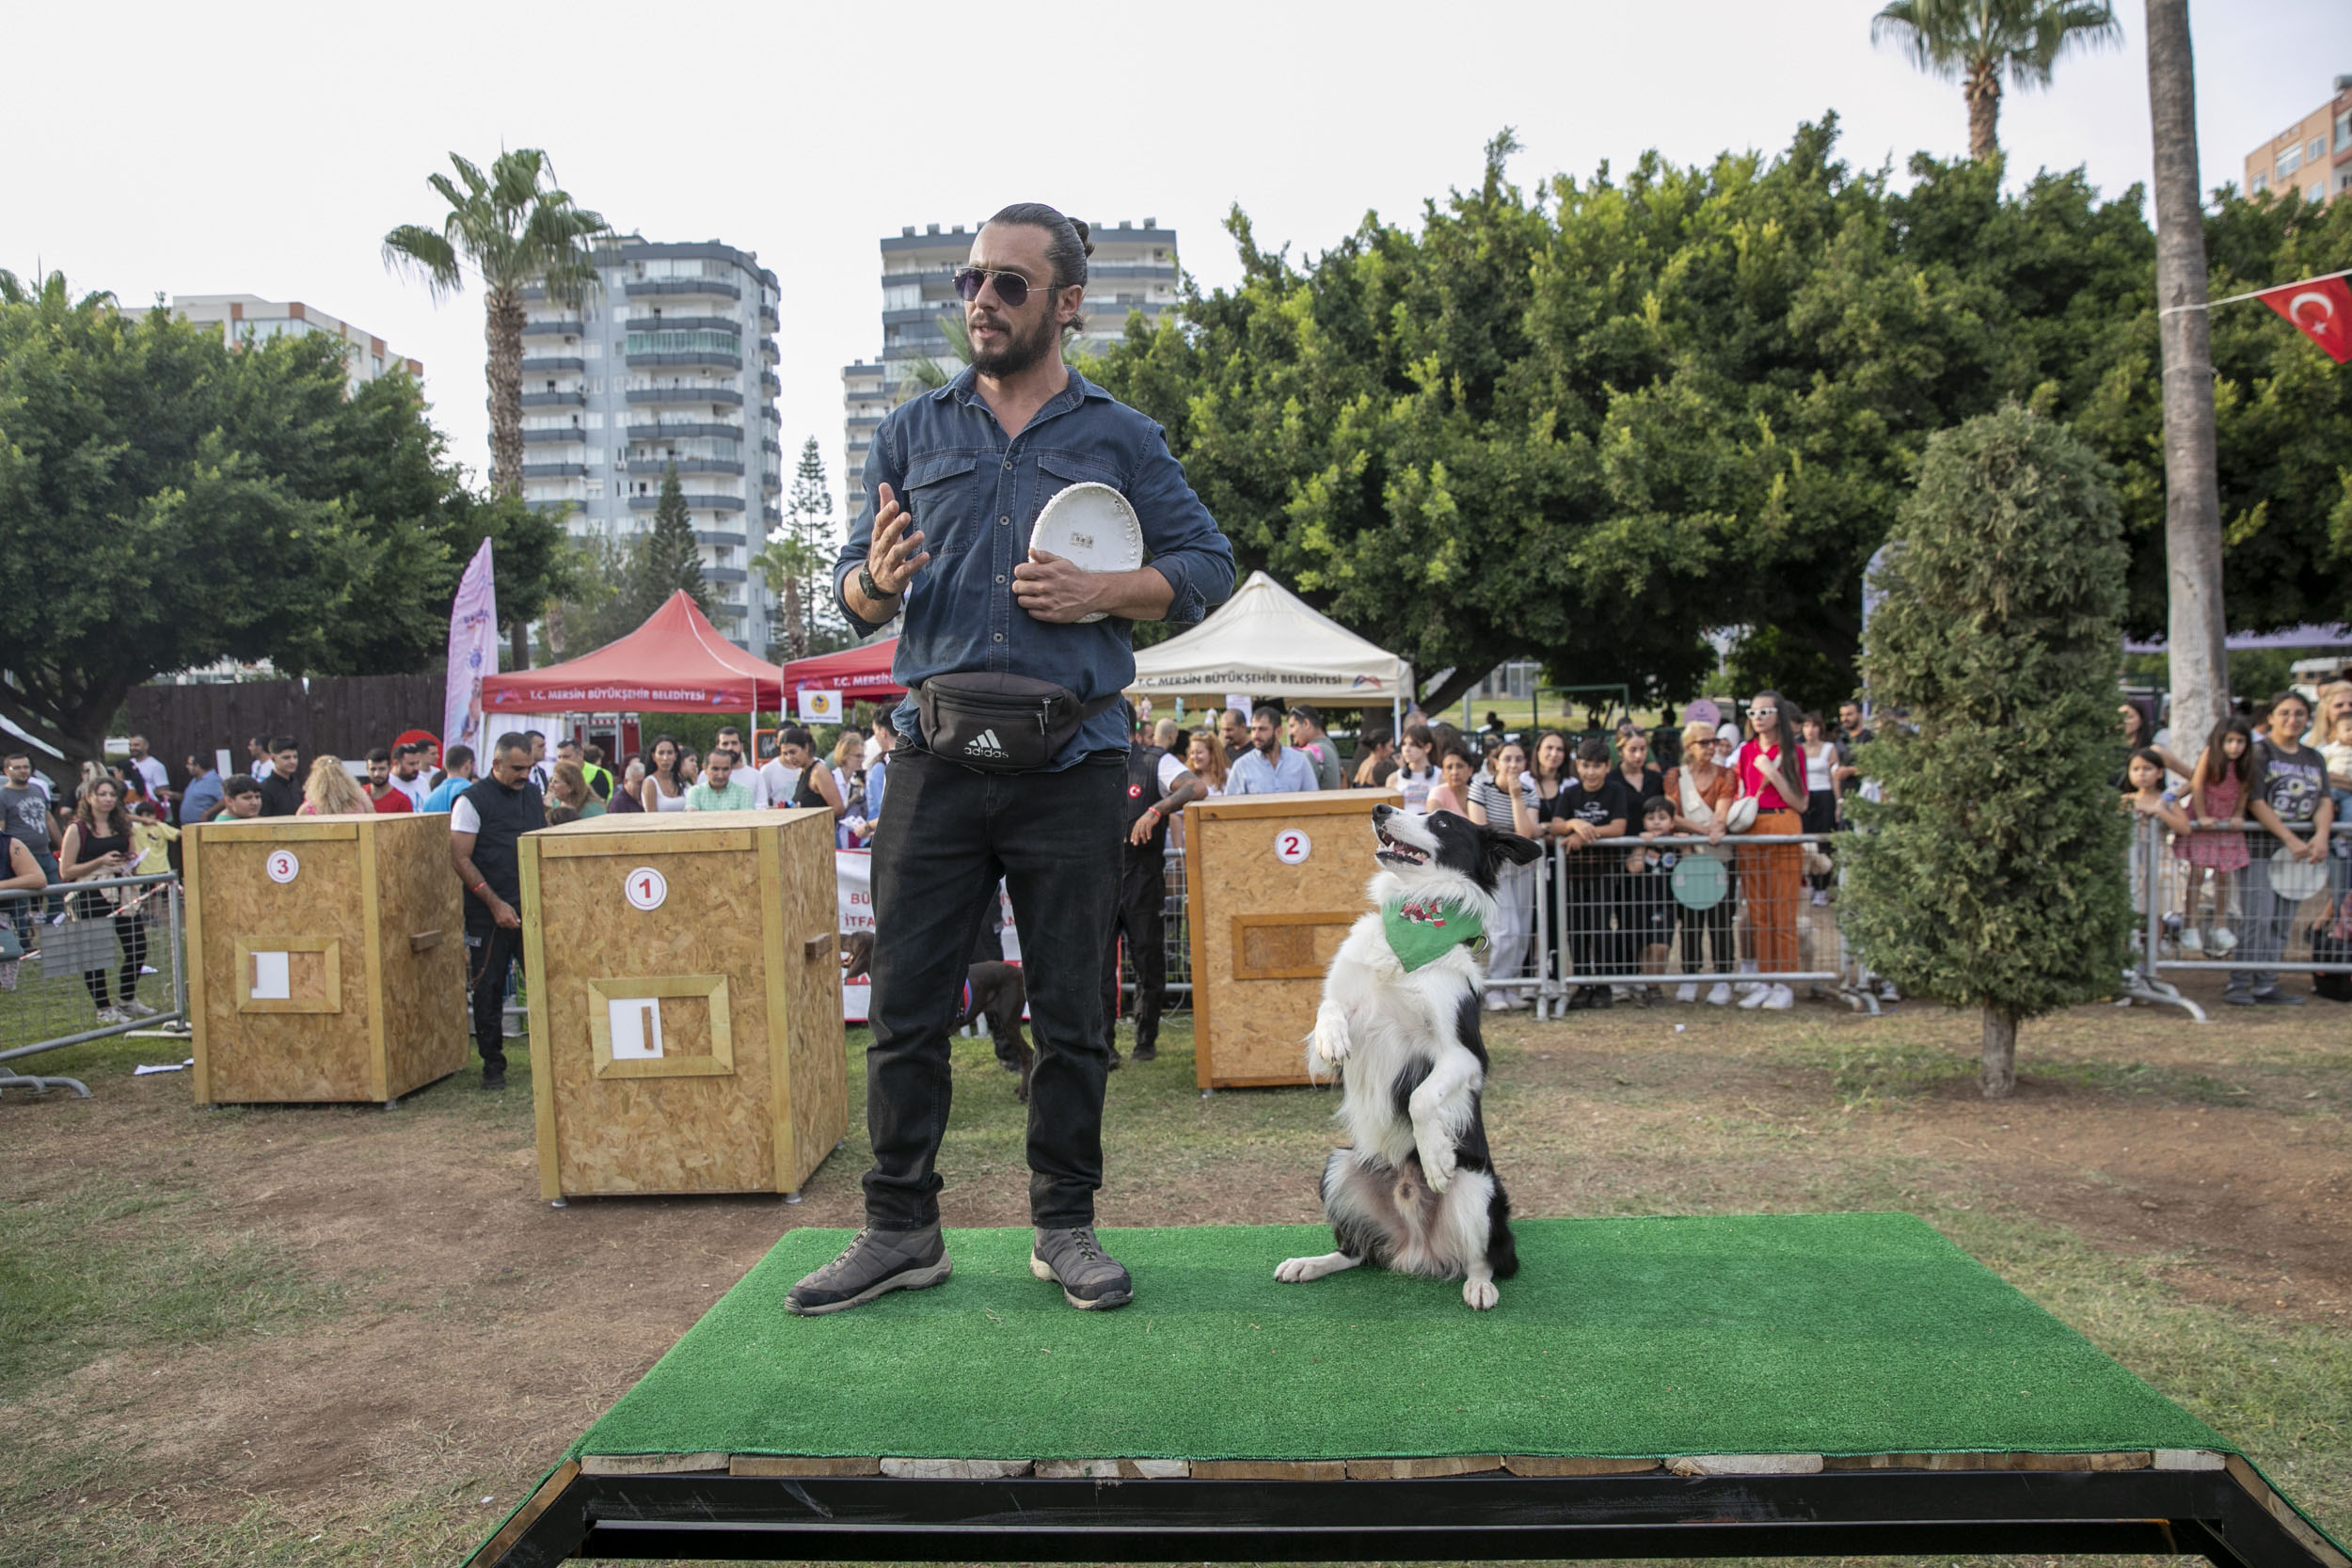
(952, 267, 1057, 308)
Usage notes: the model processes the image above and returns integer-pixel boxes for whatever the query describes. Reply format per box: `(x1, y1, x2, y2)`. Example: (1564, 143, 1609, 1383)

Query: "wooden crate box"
(520, 810, 849, 1200)
(187, 813, 469, 1106)
(1184, 789, 1398, 1089)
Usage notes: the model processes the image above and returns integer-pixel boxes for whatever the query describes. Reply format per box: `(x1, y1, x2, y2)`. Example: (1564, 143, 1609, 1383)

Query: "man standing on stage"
(789, 201, 1233, 1317)
(448, 733, 546, 1092)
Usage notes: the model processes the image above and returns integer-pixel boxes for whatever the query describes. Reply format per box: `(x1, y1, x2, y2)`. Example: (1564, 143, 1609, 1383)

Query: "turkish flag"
(2256, 275, 2352, 364)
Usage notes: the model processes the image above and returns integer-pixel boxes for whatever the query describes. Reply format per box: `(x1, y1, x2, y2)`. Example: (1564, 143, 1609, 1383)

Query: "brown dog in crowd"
(840, 930, 1035, 1102)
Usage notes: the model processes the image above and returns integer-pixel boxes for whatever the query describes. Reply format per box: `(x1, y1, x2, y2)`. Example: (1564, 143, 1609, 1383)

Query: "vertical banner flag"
(2256, 275, 2352, 364)
(443, 538, 500, 766)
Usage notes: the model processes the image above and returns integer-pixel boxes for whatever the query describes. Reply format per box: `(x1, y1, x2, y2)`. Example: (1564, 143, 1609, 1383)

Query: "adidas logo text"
(964, 728, 1006, 759)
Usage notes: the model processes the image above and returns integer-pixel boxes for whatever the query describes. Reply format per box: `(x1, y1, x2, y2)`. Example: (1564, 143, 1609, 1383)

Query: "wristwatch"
(857, 563, 897, 603)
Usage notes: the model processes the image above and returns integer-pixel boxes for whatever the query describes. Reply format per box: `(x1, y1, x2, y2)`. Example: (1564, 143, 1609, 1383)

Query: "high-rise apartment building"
(517, 239, 784, 653)
(840, 217, 1178, 515)
(2242, 75, 2352, 205)
(170, 294, 422, 395)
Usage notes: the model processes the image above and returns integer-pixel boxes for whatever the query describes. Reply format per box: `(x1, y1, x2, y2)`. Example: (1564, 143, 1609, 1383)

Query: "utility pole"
(2145, 0, 2228, 742)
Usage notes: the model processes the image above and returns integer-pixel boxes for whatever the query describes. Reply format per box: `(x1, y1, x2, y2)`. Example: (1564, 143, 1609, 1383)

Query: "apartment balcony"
(520, 356, 585, 374)
(626, 421, 741, 442)
(762, 470, 781, 492)
(760, 371, 781, 396)
(522, 318, 584, 337)
(521, 462, 586, 478)
(846, 413, 883, 433)
(703, 565, 750, 584)
(628, 492, 744, 512)
(761, 404, 781, 423)
(628, 458, 744, 477)
(759, 304, 779, 331)
(520, 389, 585, 407)
(626, 386, 743, 406)
(696, 531, 749, 549)
(707, 599, 747, 620)
(622, 313, 738, 333)
(762, 503, 783, 527)
(522, 427, 584, 444)
(626, 277, 741, 301)
(762, 436, 782, 454)
(626, 351, 741, 372)
(761, 337, 779, 365)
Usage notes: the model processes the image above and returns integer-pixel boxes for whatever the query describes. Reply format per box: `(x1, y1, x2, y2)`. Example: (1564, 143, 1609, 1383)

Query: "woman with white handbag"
(1732, 693, 1807, 1011)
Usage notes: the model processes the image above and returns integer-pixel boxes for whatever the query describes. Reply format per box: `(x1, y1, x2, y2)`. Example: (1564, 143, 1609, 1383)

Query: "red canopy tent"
(782, 639, 903, 703)
(478, 591, 787, 716)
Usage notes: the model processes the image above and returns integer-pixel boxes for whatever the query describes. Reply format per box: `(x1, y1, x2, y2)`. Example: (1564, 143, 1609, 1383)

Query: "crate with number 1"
(186, 812, 469, 1106)
(1184, 788, 1401, 1089)
(518, 810, 850, 1200)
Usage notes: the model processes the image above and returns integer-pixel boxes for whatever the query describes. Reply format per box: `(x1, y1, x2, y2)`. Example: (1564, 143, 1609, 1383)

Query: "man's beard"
(1255, 736, 1279, 757)
(968, 306, 1058, 377)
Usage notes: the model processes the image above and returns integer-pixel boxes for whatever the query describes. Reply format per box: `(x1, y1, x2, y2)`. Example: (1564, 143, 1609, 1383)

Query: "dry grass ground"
(1, 981, 2345, 1568)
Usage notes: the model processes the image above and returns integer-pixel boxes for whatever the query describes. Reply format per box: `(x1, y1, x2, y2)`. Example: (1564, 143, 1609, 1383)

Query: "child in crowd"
(1394, 724, 1438, 813)
(1621, 798, 1679, 1006)
(1548, 737, 1639, 1009)
(2175, 717, 2252, 956)
(1425, 742, 1474, 817)
(1468, 739, 1541, 1010)
(2231, 690, 2336, 1005)
(2122, 746, 2191, 948)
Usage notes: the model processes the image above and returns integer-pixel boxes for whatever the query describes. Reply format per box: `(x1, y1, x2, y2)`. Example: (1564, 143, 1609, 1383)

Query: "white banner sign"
(837, 848, 871, 1022)
(800, 689, 844, 722)
(443, 538, 499, 766)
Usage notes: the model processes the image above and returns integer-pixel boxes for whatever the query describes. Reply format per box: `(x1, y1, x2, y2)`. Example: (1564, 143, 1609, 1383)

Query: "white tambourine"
(2267, 845, 2328, 903)
(1030, 482, 1144, 624)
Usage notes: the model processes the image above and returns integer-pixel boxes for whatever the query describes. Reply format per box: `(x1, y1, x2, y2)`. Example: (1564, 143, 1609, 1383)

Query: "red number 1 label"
(624, 866, 668, 911)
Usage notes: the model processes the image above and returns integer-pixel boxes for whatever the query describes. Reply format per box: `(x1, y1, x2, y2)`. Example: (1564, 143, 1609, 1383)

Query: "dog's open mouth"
(1375, 824, 1430, 865)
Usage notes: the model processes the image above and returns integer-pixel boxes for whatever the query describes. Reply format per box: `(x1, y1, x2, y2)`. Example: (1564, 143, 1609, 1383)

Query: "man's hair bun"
(987, 202, 1090, 290)
(1071, 217, 1093, 256)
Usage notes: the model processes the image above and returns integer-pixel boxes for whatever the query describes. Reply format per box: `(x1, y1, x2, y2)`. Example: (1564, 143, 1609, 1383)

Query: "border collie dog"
(1277, 804, 1543, 1310)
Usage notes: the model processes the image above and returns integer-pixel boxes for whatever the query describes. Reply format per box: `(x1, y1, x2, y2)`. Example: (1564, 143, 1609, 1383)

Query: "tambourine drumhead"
(1671, 852, 1728, 911)
(2267, 845, 2328, 902)
(1031, 482, 1143, 625)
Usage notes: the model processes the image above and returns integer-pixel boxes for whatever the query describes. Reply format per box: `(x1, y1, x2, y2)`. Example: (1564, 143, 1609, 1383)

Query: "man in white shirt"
(123, 735, 170, 802)
(1226, 704, 1318, 794)
(389, 743, 431, 809)
(715, 725, 771, 807)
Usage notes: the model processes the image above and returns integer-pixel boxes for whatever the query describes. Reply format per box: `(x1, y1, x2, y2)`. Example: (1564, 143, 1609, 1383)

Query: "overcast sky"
(7, 0, 2338, 522)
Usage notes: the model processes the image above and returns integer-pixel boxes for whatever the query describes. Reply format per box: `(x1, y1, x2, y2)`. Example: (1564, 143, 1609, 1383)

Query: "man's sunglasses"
(953, 267, 1057, 308)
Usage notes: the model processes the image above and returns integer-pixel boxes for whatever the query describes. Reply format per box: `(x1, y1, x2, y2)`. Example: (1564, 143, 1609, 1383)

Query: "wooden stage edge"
(468, 1446, 2349, 1568)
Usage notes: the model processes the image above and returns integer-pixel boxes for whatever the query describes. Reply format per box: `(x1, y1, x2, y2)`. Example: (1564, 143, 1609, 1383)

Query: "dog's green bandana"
(1381, 895, 1485, 972)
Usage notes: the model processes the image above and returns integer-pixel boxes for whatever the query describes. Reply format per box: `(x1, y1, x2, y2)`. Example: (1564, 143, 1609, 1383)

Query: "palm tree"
(1871, 0, 2122, 161)
(383, 150, 612, 665)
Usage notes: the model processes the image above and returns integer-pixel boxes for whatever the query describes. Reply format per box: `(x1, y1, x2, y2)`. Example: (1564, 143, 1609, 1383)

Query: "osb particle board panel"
(367, 814, 469, 1099)
(776, 812, 849, 1191)
(1187, 791, 1395, 1088)
(193, 823, 374, 1103)
(537, 838, 778, 1196)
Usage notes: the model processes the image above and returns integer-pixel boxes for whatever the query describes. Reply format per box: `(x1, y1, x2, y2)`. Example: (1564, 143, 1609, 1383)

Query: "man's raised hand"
(866, 483, 931, 597)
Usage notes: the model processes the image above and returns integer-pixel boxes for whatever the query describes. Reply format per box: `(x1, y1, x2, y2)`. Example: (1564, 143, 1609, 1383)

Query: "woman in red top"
(1733, 690, 1807, 1008)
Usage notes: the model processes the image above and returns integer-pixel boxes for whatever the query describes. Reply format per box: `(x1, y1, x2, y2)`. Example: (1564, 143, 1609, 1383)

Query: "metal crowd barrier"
(0, 872, 188, 1098)
(1495, 832, 1882, 1016)
(2129, 815, 2351, 1023)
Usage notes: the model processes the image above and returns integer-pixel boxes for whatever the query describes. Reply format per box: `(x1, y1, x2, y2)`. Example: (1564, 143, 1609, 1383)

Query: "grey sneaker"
(119, 998, 159, 1020)
(2251, 990, 2305, 1006)
(1030, 1227, 1133, 1310)
(787, 1226, 951, 1317)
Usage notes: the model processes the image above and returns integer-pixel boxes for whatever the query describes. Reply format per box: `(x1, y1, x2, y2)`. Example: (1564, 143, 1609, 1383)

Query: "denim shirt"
(834, 366, 1236, 769)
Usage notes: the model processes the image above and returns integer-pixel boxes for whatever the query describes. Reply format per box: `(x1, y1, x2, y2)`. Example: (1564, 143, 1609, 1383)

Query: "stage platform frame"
(470, 1449, 2344, 1567)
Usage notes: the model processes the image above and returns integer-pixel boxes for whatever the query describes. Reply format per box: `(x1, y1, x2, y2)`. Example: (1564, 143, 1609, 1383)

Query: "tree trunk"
(781, 577, 806, 662)
(1420, 665, 1489, 719)
(1980, 1006, 2018, 1098)
(2145, 0, 2228, 749)
(485, 285, 532, 670)
(1964, 58, 2002, 161)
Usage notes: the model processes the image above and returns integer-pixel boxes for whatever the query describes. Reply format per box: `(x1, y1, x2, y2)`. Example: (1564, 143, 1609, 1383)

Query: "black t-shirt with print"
(2250, 739, 2328, 827)
(1552, 778, 1641, 874)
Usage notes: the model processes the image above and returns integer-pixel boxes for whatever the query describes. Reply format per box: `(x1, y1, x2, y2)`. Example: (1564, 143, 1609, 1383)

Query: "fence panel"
(119, 673, 443, 778)
(1, 873, 187, 1097)
(2135, 815, 2350, 1018)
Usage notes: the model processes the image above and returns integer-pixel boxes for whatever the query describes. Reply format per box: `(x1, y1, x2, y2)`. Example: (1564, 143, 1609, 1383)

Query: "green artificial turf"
(571, 1212, 2234, 1464)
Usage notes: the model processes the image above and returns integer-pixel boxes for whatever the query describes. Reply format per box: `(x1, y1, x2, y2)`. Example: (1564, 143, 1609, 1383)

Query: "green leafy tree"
(1839, 407, 2133, 1098)
(626, 465, 709, 625)
(1870, 0, 2122, 161)
(0, 274, 485, 766)
(382, 148, 612, 666)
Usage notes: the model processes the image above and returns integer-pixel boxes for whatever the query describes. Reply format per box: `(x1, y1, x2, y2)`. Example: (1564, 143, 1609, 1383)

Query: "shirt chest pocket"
(903, 451, 983, 563)
(1032, 451, 1123, 521)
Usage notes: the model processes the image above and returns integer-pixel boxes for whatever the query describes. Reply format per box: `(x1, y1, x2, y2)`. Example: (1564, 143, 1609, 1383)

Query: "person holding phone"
(58, 777, 156, 1022)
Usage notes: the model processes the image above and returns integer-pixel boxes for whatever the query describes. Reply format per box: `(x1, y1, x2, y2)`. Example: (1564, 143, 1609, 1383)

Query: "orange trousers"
(1738, 810, 1804, 974)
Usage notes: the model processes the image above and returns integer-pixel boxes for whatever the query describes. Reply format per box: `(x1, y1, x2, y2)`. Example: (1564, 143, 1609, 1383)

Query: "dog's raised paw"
(1311, 1018, 1351, 1065)
(1417, 1138, 1458, 1193)
(1463, 1276, 1500, 1310)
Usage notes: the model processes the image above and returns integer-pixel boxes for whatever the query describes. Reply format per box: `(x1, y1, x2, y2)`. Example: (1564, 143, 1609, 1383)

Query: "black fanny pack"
(914, 672, 1123, 774)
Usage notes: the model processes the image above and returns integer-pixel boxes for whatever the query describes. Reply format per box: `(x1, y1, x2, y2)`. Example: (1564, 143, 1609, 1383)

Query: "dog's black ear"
(1487, 830, 1544, 866)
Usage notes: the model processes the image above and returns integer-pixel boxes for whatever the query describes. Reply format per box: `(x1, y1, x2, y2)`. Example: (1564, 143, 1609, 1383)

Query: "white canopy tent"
(1126, 570, 1412, 733)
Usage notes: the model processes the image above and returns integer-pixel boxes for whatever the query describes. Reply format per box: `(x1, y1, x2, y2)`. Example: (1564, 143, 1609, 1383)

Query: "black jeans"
(464, 909, 522, 1071)
(1101, 840, 1168, 1052)
(863, 746, 1123, 1230)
